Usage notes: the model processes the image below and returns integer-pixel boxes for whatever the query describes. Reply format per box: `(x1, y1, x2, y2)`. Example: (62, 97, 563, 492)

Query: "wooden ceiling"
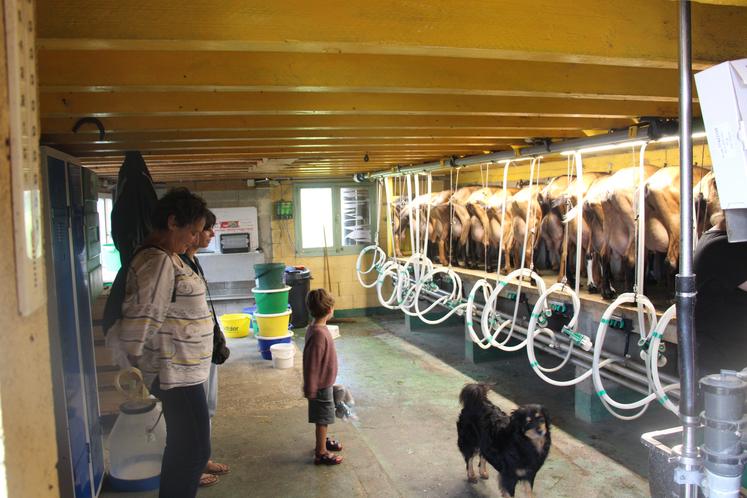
(36, 0, 747, 182)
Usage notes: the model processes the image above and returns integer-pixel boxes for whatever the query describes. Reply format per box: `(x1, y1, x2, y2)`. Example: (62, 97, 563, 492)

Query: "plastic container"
(257, 332, 293, 360)
(269, 343, 295, 369)
(107, 399, 166, 492)
(252, 286, 291, 314)
(254, 263, 286, 290)
(219, 313, 252, 338)
(254, 309, 292, 337)
(285, 267, 312, 328)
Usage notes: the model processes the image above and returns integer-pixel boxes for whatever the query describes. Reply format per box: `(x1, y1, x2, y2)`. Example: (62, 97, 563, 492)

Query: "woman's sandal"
(314, 452, 343, 465)
(326, 438, 343, 452)
(199, 473, 219, 487)
(205, 460, 230, 476)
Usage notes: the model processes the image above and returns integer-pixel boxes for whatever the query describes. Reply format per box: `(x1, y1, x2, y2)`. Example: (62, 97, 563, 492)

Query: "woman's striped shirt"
(114, 247, 214, 389)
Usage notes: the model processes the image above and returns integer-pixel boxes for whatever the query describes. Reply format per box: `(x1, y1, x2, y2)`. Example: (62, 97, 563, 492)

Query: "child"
(303, 289, 343, 465)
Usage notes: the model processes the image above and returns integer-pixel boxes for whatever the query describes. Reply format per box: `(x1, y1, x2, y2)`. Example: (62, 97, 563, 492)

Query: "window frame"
(97, 193, 113, 245)
(293, 181, 377, 256)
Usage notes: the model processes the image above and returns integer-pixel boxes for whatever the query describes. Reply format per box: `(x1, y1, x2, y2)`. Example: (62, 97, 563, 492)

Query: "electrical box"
(694, 58, 747, 242)
(201, 206, 259, 254)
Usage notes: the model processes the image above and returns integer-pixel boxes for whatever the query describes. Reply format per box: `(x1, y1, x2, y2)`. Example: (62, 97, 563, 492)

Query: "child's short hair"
(307, 288, 335, 319)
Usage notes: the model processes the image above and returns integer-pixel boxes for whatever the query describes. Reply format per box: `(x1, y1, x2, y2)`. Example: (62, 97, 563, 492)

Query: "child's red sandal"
(326, 438, 343, 452)
(314, 452, 343, 465)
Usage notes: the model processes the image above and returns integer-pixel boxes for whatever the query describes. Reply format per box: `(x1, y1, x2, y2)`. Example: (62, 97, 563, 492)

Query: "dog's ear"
(509, 406, 529, 432)
(541, 406, 551, 429)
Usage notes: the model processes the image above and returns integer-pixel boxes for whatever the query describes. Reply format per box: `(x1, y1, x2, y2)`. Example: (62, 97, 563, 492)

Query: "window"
(294, 183, 376, 255)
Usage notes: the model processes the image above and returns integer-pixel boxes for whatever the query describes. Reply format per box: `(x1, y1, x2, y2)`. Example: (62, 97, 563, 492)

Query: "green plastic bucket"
(254, 263, 286, 290)
(253, 286, 291, 314)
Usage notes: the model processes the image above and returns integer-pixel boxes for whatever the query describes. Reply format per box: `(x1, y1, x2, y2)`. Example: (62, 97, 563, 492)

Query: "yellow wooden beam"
(47, 138, 516, 148)
(38, 50, 680, 102)
(36, 0, 747, 69)
(41, 114, 632, 134)
(42, 128, 584, 144)
(40, 91, 678, 118)
(61, 145, 505, 157)
(78, 151, 444, 164)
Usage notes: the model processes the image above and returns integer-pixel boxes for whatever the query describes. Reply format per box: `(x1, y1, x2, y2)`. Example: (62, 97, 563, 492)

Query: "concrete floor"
(100, 315, 669, 498)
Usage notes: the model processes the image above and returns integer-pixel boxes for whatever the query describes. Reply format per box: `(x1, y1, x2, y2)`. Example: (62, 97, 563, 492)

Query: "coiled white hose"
(647, 304, 679, 414)
(479, 268, 551, 351)
(356, 244, 387, 288)
(525, 282, 613, 387)
(591, 293, 679, 420)
(411, 267, 467, 324)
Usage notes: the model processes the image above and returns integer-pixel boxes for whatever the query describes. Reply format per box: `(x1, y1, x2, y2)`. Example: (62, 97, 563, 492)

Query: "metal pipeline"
(356, 122, 707, 182)
(676, 2, 700, 497)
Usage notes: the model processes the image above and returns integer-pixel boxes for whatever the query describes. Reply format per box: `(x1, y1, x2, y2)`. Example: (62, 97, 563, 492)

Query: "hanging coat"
(111, 151, 158, 268)
(103, 151, 158, 334)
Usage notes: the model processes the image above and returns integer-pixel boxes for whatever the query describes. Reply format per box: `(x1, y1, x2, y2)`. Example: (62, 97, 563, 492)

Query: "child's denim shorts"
(308, 386, 335, 425)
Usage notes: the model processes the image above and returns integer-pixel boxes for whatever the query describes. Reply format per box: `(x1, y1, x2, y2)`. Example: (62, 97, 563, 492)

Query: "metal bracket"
(673, 467, 703, 486)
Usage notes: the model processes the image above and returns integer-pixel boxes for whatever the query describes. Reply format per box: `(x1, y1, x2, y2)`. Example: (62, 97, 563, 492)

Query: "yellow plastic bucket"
(254, 310, 292, 338)
(219, 313, 252, 338)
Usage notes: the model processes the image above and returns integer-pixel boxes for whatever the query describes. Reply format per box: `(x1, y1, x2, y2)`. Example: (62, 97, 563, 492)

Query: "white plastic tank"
(107, 398, 166, 491)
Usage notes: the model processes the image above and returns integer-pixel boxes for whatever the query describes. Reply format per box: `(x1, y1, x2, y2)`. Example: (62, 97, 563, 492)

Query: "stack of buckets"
(253, 263, 295, 366)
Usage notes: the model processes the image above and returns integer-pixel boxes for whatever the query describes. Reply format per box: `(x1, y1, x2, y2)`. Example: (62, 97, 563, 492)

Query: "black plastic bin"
(285, 267, 311, 329)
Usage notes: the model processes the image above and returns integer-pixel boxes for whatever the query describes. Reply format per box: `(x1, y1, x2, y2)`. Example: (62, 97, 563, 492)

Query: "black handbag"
(188, 255, 231, 365)
(212, 321, 230, 365)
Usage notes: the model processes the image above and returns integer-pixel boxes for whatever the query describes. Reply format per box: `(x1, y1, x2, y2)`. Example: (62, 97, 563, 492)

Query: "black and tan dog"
(457, 383, 551, 497)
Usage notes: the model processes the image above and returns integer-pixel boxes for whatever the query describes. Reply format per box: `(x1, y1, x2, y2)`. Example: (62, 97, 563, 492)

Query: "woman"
(179, 209, 231, 487)
(109, 187, 213, 498)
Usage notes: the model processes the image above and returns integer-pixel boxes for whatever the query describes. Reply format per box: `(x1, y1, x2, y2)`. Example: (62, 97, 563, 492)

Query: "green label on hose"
(531, 312, 541, 318)
(597, 390, 607, 397)
(652, 331, 663, 339)
(498, 281, 508, 286)
(600, 318, 609, 324)
(466, 321, 473, 327)
(530, 361, 539, 367)
(658, 395, 669, 405)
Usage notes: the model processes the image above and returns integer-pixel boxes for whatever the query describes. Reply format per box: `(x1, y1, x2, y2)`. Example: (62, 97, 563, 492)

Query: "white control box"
(695, 58, 747, 241)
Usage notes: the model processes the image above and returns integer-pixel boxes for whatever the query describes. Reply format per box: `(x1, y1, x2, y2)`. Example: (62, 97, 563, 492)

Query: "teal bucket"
(254, 263, 286, 290)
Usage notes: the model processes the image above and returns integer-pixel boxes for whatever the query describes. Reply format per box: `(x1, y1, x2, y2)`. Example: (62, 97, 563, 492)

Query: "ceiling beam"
(36, 0, 747, 69)
(40, 91, 680, 119)
(41, 128, 583, 144)
(40, 114, 634, 134)
(38, 51, 681, 102)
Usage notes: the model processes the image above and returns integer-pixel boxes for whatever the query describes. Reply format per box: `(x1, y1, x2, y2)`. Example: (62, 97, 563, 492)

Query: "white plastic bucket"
(269, 343, 295, 369)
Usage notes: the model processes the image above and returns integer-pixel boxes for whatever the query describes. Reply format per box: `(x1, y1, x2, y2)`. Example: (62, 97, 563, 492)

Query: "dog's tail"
(459, 383, 490, 411)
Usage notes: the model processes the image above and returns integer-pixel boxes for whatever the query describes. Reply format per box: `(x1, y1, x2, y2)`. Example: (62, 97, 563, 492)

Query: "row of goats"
(390, 166, 720, 300)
